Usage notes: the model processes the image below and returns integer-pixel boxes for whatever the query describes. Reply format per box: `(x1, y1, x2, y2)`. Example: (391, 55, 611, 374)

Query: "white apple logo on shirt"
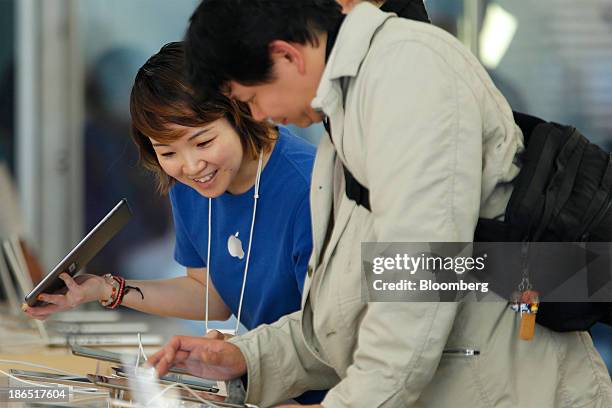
(227, 231, 245, 260)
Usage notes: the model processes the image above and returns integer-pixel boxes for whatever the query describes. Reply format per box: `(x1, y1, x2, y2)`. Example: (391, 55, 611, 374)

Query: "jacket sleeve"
(228, 311, 340, 406)
(323, 41, 483, 406)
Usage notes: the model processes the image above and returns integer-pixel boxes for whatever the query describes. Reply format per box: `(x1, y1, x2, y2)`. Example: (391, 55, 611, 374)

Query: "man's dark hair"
(185, 0, 343, 96)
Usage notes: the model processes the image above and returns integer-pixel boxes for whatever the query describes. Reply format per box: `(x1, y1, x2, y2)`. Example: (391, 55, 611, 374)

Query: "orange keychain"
(519, 290, 539, 340)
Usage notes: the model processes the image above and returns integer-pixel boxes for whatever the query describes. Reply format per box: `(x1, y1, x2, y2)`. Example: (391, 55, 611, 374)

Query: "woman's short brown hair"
(130, 41, 275, 194)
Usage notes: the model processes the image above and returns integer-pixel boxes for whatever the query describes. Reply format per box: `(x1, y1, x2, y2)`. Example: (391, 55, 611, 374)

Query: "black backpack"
(340, 111, 612, 332)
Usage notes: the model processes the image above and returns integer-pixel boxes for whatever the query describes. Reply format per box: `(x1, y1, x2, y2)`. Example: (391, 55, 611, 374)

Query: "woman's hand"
(21, 273, 110, 320)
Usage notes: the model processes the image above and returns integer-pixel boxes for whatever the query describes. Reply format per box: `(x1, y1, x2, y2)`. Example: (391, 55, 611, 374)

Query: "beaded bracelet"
(99, 274, 120, 308)
(100, 274, 144, 309)
(108, 276, 126, 309)
(99, 274, 125, 309)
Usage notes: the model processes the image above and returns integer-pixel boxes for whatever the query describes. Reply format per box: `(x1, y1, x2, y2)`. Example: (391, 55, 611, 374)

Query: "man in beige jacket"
(149, 1, 612, 407)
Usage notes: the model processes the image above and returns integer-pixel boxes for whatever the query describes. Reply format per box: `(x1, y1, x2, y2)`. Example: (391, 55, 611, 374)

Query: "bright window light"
(479, 3, 518, 69)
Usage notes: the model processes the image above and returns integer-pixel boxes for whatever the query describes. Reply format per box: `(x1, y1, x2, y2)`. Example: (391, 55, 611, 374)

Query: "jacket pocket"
(420, 346, 490, 408)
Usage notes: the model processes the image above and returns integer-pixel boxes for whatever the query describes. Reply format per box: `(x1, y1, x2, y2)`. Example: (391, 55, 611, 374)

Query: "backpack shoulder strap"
(343, 111, 537, 213)
(343, 165, 371, 211)
(512, 111, 546, 147)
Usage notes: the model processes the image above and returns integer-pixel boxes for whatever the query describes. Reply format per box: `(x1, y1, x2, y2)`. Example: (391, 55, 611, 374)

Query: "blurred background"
(0, 0, 610, 369)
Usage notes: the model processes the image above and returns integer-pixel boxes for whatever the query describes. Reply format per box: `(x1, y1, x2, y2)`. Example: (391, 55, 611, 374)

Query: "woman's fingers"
(57, 273, 88, 306)
(36, 293, 67, 306)
(22, 302, 61, 318)
(58, 273, 79, 291)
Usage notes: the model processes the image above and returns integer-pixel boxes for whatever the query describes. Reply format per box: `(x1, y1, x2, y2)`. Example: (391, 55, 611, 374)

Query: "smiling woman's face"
(149, 118, 245, 198)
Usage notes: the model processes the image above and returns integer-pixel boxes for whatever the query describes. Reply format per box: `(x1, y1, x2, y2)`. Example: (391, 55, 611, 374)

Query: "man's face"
(229, 41, 326, 128)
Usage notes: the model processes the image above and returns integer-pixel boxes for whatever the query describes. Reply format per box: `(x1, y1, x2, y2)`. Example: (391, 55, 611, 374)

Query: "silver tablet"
(87, 374, 246, 407)
(25, 199, 132, 307)
(72, 345, 183, 373)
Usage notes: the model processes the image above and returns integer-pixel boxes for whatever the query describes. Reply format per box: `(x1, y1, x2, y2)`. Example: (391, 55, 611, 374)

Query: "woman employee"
(22, 41, 314, 350)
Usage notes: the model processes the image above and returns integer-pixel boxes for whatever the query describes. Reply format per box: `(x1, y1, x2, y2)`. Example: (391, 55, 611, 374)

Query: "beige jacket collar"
(305, 4, 394, 292)
(318, 2, 392, 83)
(311, 3, 393, 166)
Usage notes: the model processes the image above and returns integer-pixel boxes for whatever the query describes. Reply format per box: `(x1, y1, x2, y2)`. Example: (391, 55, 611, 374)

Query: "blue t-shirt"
(169, 127, 314, 330)
(171, 128, 325, 404)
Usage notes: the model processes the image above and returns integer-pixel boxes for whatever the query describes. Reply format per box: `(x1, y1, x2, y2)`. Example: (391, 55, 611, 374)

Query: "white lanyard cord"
(205, 151, 264, 335)
(234, 150, 263, 334)
(206, 194, 212, 334)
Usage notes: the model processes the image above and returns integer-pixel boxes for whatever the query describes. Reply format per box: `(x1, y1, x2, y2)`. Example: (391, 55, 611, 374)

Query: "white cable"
(205, 196, 212, 335)
(0, 368, 105, 395)
(234, 151, 263, 334)
(0, 359, 81, 377)
(0, 359, 106, 395)
(146, 380, 225, 408)
(205, 151, 264, 336)
(65, 393, 110, 404)
(0, 358, 240, 406)
(109, 380, 228, 407)
(137, 333, 148, 362)
(134, 332, 149, 376)
(107, 398, 140, 408)
(0, 368, 60, 388)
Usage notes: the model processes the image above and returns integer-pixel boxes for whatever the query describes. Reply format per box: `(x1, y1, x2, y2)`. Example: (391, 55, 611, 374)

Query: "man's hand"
(204, 329, 235, 341)
(147, 335, 247, 380)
